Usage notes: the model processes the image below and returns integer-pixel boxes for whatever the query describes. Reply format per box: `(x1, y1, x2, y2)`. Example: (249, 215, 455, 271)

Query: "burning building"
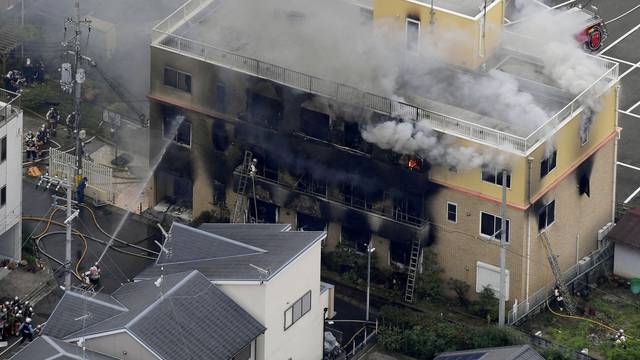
(147, 0, 619, 320)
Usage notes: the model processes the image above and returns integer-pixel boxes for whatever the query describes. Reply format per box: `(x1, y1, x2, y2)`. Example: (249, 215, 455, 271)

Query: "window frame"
(284, 290, 312, 330)
(538, 200, 556, 232)
(540, 150, 557, 179)
(479, 211, 510, 242)
(163, 67, 192, 93)
(447, 201, 458, 224)
(0, 185, 6, 208)
(1, 136, 6, 163)
(162, 115, 192, 148)
(406, 18, 421, 53)
(481, 168, 511, 189)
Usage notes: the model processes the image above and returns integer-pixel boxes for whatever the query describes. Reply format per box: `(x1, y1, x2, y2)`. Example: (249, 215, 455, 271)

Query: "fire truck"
(571, 5, 608, 52)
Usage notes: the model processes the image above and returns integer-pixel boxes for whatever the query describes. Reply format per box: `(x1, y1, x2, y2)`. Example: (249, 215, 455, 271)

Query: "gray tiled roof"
(43, 291, 127, 339)
(136, 222, 325, 281)
(46, 271, 264, 360)
(435, 345, 544, 360)
(10, 336, 117, 360)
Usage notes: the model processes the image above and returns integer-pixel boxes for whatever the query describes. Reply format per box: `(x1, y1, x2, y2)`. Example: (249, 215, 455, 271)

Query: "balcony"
(0, 89, 21, 127)
(152, 0, 618, 155)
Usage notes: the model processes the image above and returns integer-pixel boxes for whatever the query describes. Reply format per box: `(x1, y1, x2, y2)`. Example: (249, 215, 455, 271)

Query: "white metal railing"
(48, 148, 114, 204)
(0, 89, 21, 127)
(152, 1, 619, 154)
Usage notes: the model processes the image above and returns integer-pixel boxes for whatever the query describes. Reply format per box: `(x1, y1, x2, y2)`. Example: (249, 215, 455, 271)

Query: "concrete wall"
(84, 332, 159, 360)
(613, 243, 640, 279)
(0, 108, 22, 260)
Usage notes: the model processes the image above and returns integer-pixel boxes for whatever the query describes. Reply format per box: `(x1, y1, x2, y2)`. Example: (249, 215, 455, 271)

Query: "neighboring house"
(135, 222, 329, 360)
(148, 0, 619, 322)
(608, 208, 640, 279)
(40, 270, 265, 360)
(0, 89, 22, 261)
(435, 345, 544, 360)
(11, 335, 117, 360)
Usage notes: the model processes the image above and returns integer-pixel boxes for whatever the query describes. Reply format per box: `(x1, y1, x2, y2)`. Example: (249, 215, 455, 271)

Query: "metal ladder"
(404, 237, 422, 303)
(540, 231, 577, 315)
(231, 150, 253, 223)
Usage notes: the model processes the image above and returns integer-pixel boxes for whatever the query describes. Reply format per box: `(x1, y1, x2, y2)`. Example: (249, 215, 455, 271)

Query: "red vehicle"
(571, 5, 608, 52)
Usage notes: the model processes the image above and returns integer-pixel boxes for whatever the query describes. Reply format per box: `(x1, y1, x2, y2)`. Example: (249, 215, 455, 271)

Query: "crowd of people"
(3, 58, 45, 93)
(0, 296, 40, 344)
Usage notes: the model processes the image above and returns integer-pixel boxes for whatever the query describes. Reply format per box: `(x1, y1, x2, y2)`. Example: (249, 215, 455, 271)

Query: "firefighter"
(19, 318, 34, 344)
(65, 112, 76, 137)
(25, 131, 38, 161)
(84, 264, 101, 289)
(46, 107, 59, 137)
(249, 159, 258, 177)
(554, 286, 565, 312)
(615, 329, 627, 349)
(77, 177, 88, 204)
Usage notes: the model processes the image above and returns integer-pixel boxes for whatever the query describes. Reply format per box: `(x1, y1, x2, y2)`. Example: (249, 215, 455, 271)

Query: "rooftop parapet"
(151, 0, 618, 155)
(0, 88, 21, 127)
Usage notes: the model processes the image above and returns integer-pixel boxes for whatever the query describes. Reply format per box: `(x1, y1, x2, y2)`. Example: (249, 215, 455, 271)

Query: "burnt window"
(297, 213, 327, 232)
(482, 168, 511, 188)
(406, 18, 420, 53)
(295, 172, 327, 197)
(392, 195, 423, 225)
(579, 174, 590, 197)
(248, 199, 278, 223)
(340, 184, 381, 210)
(247, 92, 282, 129)
(341, 225, 370, 253)
(540, 151, 557, 179)
(390, 241, 411, 266)
(538, 201, 555, 232)
(344, 122, 372, 153)
(215, 83, 226, 112)
(300, 108, 330, 141)
(251, 150, 279, 181)
(1, 136, 6, 162)
(0, 185, 5, 207)
(164, 67, 191, 93)
(163, 108, 191, 147)
(211, 120, 229, 152)
(212, 181, 226, 206)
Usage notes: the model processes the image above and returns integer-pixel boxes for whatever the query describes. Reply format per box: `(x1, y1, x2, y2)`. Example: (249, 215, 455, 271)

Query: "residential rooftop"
(152, 0, 618, 153)
(435, 345, 544, 360)
(10, 336, 117, 360)
(135, 222, 325, 281)
(0, 89, 21, 127)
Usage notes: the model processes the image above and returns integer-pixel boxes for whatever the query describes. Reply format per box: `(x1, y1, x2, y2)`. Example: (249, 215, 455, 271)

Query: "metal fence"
(152, 2, 619, 155)
(0, 88, 21, 127)
(48, 148, 114, 204)
(508, 243, 614, 325)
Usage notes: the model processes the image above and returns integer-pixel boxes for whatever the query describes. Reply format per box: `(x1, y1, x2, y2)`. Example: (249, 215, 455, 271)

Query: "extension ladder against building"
(540, 231, 577, 315)
(231, 150, 254, 223)
(404, 237, 422, 303)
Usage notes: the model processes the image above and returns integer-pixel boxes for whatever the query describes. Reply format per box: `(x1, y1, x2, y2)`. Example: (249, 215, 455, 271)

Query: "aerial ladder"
(404, 236, 422, 303)
(231, 150, 255, 223)
(540, 231, 577, 315)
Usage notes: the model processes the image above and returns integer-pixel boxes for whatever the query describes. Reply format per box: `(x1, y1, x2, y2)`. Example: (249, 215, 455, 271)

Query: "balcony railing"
(0, 88, 21, 127)
(153, 0, 619, 155)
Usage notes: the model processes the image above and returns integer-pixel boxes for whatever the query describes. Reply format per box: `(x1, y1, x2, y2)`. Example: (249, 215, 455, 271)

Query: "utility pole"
(498, 169, 508, 327)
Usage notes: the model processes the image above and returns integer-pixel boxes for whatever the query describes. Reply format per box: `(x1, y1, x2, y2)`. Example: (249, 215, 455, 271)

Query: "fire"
(408, 158, 420, 171)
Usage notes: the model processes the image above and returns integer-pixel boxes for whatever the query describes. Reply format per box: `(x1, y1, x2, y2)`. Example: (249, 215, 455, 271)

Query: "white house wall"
(0, 108, 22, 260)
(83, 331, 160, 360)
(614, 243, 640, 279)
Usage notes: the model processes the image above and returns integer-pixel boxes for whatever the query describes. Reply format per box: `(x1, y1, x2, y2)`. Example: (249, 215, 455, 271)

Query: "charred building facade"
(148, 0, 620, 319)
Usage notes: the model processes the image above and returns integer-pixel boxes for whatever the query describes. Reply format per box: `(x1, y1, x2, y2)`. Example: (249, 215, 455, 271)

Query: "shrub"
(448, 278, 470, 307)
(470, 287, 499, 321)
(541, 348, 572, 360)
(415, 249, 444, 302)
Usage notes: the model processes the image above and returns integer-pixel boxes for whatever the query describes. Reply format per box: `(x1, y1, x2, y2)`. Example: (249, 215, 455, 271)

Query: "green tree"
(415, 249, 444, 302)
(448, 278, 470, 307)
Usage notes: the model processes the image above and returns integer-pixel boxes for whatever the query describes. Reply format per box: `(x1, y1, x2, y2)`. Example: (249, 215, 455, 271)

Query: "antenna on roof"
(157, 223, 170, 240)
(249, 263, 271, 283)
(156, 224, 172, 257)
(154, 267, 165, 288)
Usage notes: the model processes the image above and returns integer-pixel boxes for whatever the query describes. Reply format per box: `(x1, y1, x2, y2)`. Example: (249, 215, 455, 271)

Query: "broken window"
(164, 67, 191, 93)
(538, 200, 555, 232)
(579, 174, 590, 197)
(341, 225, 370, 253)
(392, 195, 423, 225)
(163, 107, 191, 147)
(215, 83, 227, 113)
(248, 199, 278, 223)
(297, 213, 327, 232)
(390, 241, 411, 266)
(480, 212, 510, 242)
(540, 150, 557, 179)
(211, 120, 229, 152)
(300, 108, 330, 141)
(247, 91, 282, 129)
(212, 181, 226, 206)
(344, 122, 372, 153)
(294, 172, 327, 197)
(482, 168, 511, 188)
(406, 18, 420, 53)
